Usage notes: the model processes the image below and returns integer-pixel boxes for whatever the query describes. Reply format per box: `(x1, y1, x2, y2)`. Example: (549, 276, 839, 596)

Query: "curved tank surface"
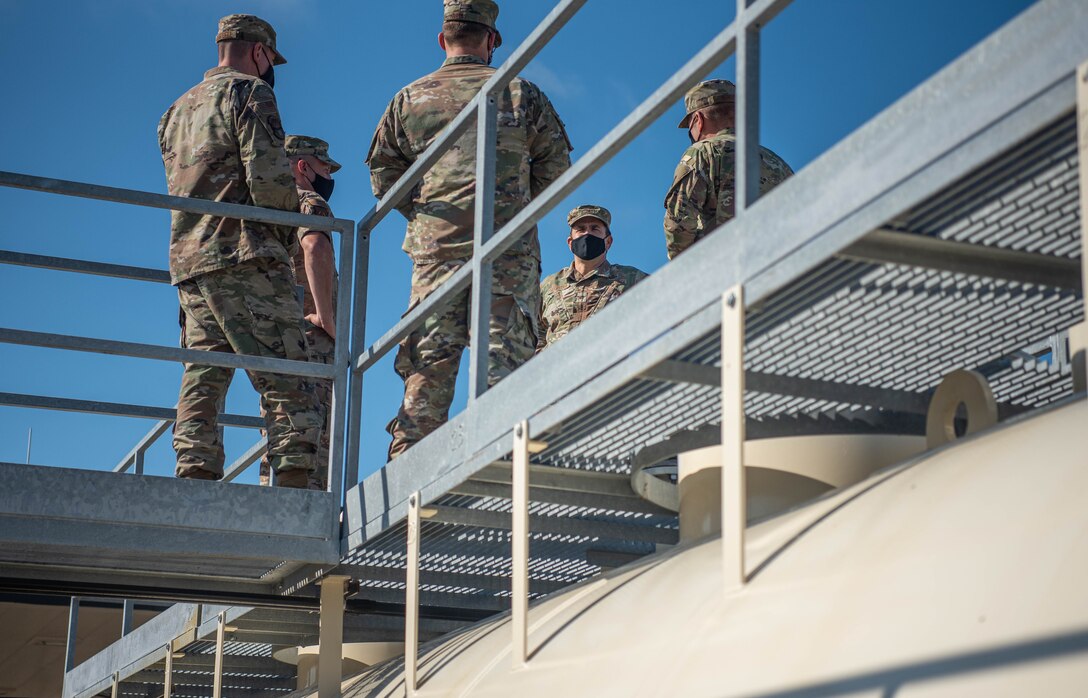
(313, 398, 1088, 697)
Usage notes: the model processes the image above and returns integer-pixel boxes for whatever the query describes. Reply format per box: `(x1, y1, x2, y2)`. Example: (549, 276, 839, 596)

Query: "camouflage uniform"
(539, 261, 647, 349)
(159, 15, 321, 483)
(664, 80, 794, 260)
(259, 135, 342, 489)
(538, 205, 648, 349)
(367, 0, 572, 459)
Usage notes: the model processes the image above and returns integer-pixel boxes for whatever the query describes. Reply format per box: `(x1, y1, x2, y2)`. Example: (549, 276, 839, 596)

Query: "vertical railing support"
(163, 643, 173, 698)
(212, 611, 225, 698)
(735, 0, 762, 214)
(721, 286, 746, 591)
(61, 596, 79, 697)
(1072, 60, 1088, 393)
(405, 490, 422, 696)
(469, 92, 500, 401)
(121, 599, 134, 637)
(318, 575, 349, 698)
(344, 222, 372, 505)
(132, 448, 145, 475)
(512, 420, 530, 668)
(327, 221, 355, 531)
(110, 672, 119, 698)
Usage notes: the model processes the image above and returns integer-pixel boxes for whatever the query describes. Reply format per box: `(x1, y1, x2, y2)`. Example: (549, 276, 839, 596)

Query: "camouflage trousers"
(174, 258, 322, 478)
(259, 326, 334, 489)
(387, 254, 541, 459)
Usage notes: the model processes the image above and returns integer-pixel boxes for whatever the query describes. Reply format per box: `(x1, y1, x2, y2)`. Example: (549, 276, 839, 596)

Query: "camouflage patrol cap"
(216, 14, 287, 65)
(443, 0, 503, 47)
(285, 135, 342, 173)
(567, 205, 611, 229)
(677, 79, 736, 128)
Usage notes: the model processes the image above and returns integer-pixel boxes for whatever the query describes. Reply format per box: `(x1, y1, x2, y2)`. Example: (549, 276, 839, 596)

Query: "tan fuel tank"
(321, 398, 1088, 697)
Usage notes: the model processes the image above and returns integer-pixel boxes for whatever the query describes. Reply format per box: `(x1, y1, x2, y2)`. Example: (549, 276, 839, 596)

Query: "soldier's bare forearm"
(302, 234, 337, 338)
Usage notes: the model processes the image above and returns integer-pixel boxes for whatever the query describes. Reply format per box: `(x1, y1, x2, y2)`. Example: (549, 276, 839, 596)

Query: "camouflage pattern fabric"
(259, 188, 338, 488)
(663, 129, 793, 260)
(216, 14, 287, 64)
(158, 66, 298, 285)
(387, 253, 541, 459)
(538, 261, 648, 350)
(366, 54, 572, 263)
(174, 258, 321, 478)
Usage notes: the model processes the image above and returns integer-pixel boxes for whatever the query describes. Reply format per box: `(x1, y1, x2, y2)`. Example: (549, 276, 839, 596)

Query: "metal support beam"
(512, 421, 530, 668)
(469, 94, 499, 401)
(722, 286, 746, 591)
(318, 575, 349, 698)
(121, 599, 134, 636)
(343, 225, 371, 503)
(162, 643, 172, 698)
(64, 597, 79, 672)
(1073, 59, 1088, 393)
(213, 611, 225, 698)
(405, 492, 421, 696)
(840, 228, 1083, 289)
(426, 504, 677, 545)
(110, 672, 118, 698)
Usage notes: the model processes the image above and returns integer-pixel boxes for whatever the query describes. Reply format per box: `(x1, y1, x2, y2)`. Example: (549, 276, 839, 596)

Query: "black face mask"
(260, 64, 275, 89)
(571, 234, 607, 261)
(310, 171, 335, 201)
(688, 127, 697, 145)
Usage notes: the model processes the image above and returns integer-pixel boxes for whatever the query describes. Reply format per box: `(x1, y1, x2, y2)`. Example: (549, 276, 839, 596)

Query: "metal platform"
(0, 0, 1084, 696)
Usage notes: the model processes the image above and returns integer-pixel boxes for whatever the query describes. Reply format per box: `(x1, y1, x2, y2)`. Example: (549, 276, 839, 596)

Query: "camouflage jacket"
(367, 55, 572, 263)
(292, 188, 338, 321)
(663, 129, 793, 260)
(538, 260, 648, 350)
(158, 66, 298, 284)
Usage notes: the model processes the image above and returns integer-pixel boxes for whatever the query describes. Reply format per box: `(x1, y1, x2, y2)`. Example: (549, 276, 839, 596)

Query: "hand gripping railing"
(0, 170, 356, 510)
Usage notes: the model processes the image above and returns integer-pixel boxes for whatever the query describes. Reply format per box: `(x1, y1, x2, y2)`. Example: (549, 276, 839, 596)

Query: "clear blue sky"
(0, 0, 1035, 483)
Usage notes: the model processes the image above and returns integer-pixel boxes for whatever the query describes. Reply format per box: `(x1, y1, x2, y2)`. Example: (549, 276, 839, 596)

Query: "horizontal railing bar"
(0, 171, 345, 232)
(352, 0, 739, 373)
(0, 391, 263, 429)
(840, 228, 1084, 289)
(338, 563, 571, 595)
(0, 250, 171, 284)
(222, 438, 268, 483)
(113, 419, 173, 472)
(0, 327, 335, 379)
(356, 0, 587, 234)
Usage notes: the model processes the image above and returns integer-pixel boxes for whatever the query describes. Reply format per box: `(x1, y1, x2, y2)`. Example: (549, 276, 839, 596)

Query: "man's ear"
(605, 234, 613, 252)
(438, 32, 447, 51)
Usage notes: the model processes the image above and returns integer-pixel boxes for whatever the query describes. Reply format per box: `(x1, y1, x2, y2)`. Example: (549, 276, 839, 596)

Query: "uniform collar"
(442, 55, 489, 68)
(204, 65, 248, 80)
(565, 259, 614, 282)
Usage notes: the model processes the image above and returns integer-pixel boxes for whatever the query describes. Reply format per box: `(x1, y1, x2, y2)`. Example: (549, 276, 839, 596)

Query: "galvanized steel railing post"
(212, 611, 225, 698)
(469, 94, 500, 401)
(721, 287, 746, 591)
(1072, 60, 1088, 393)
(110, 672, 119, 698)
(511, 421, 530, 667)
(162, 643, 173, 698)
(735, 0, 762, 213)
(121, 599, 134, 636)
(405, 491, 422, 695)
(344, 222, 372, 504)
(326, 220, 355, 548)
(63, 596, 79, 674)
